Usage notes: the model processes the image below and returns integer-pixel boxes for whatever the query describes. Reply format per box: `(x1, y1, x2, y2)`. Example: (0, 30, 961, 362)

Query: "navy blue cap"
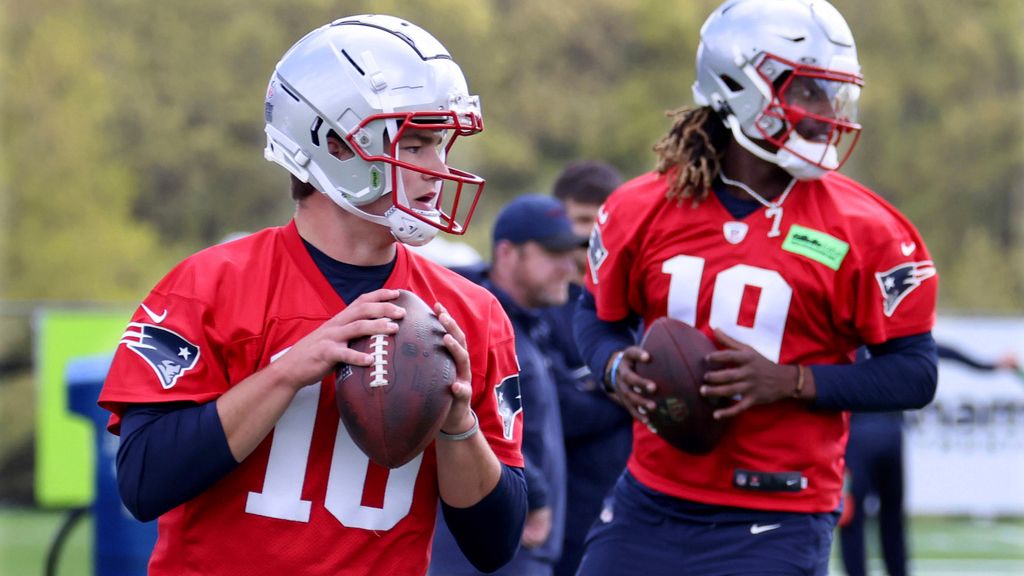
(492, 194, 587, 252)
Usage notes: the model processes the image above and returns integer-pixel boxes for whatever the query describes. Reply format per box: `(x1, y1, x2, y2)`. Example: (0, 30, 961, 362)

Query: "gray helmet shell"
(264, 15, 483, 244)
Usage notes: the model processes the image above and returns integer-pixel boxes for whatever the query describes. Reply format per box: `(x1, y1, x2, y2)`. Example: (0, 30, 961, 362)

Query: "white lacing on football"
(368, 334, 390, 387)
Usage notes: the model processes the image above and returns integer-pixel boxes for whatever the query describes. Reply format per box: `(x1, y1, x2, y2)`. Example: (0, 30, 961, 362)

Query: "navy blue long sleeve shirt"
(541, 284, 632, 576)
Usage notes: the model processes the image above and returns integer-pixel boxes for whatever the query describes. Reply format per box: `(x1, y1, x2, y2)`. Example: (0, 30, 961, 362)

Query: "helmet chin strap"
(722, 112, 836, 181)
(324, 189, 442, 247)
(387, 144, 443, 246)
(384, 206, 441, 246)
(319, 186, 442, 246)
(776, 138, 837, 181)
(307, 160, 442, 246)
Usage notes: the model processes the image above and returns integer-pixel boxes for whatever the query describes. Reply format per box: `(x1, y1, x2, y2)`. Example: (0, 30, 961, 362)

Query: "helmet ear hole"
(325, 132, 355, 161)
(310, 117, 324, 146)
(720, 74, 744, 93)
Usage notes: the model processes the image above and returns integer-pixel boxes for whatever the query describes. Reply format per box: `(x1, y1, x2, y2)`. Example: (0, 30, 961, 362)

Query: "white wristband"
(438, 409, 479, 441)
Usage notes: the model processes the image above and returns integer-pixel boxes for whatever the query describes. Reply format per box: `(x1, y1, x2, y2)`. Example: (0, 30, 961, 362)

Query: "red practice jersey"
(586, 171, 937, 513)
(100, 221, 523, 576)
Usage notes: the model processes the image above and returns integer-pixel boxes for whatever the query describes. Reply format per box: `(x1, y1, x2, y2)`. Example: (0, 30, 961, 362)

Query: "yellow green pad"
(34, 308, 130, 507)
(782, 224, 850, 271)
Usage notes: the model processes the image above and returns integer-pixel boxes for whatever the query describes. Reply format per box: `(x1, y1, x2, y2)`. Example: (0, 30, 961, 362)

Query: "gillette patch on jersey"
(119, 323, 201, 389)
(495, 374, 523, 440)
(782, 224, 850, 271)
(875, 261, 937, 317)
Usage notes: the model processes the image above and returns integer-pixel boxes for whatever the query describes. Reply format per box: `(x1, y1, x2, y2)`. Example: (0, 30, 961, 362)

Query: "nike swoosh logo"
(597, 204, 609, 225)
(140, 303, 168, 324)
(750, 523, 782, 535)
(900, 242, 916, 256)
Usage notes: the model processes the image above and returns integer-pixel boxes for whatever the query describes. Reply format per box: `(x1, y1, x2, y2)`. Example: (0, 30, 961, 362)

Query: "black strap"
(733, 469, 807, 492)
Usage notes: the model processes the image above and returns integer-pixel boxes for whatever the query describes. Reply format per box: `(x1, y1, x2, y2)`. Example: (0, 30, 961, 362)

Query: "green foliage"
(2, 1, 168, 301)
(941, 227, 1022, 312)
(1, 0, 1020, 309)
(837, 0, 1023, 310)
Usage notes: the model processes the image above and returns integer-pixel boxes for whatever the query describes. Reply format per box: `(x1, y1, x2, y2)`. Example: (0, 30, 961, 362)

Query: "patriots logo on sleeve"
(587, 226, 608, 285)
(119, 322, 201, 389)
(875, 260, 937, 317)
(495, 374, 523, 440)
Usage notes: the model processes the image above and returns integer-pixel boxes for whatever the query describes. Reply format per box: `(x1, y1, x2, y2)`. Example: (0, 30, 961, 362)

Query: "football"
(635, 317, 729, 455)
(335, 289, 456, 468)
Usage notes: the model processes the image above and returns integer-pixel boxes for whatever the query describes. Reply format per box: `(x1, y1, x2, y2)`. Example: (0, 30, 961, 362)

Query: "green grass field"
(1, 508, 1021, 576)
(834, 516, 1024, 575)
(0, 508, 91, 576)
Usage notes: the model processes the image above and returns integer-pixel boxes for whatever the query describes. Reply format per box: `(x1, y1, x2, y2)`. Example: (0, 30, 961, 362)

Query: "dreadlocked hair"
(654, 106, 730, 205)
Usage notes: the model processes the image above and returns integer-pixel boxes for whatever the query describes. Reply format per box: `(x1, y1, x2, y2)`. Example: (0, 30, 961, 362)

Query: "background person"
(552, 160, 626, 284)
(545, 161, 634, 576)
(431, 195, 581, 576)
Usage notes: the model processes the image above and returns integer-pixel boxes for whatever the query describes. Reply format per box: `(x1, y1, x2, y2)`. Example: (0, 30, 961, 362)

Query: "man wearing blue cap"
(431, 195, 582, 576)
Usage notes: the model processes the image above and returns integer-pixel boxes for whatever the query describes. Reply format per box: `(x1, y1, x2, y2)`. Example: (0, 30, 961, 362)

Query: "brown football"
(635, 317, 729, 455)
(335, 290, 455, 468)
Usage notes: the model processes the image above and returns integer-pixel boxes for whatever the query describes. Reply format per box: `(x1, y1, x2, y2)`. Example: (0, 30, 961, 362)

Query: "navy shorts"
(575, 472, 838, 576)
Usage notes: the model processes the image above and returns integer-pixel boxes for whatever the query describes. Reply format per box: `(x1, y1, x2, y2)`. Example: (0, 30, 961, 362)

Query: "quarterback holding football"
(574, 1, 938, 574)
(100, 15, 526, 576)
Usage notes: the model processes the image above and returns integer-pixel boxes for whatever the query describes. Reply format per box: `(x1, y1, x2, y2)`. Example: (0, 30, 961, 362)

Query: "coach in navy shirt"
(431, 195, 582, 576)
(540, 161, 633, 576)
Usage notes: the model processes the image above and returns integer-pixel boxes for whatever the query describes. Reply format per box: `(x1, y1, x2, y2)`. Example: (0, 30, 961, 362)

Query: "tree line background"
(1, 0, 1022, 312)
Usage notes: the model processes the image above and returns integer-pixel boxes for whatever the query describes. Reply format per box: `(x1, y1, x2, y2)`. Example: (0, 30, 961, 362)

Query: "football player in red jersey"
(99, 15, 526, 576)
(573, 1, 938, 574)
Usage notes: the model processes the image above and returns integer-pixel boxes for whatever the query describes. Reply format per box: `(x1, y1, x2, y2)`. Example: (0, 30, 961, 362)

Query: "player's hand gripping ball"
(335, 290, 456, 468)
(636, 317, 729, 455)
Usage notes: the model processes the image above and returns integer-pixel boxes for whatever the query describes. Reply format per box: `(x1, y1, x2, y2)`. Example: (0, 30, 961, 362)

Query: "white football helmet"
(264, 15, 484, 245)
(692, 0, 864, 180)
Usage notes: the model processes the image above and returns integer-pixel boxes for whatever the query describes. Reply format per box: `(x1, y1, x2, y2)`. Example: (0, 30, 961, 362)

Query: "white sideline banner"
(904, 316, 1024, 516)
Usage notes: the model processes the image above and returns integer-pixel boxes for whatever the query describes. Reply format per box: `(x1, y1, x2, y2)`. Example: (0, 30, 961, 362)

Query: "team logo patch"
(875, 260, 936, 317)
(587, 226, 608, 285)
(782, 224, 850, 271)
(723, 221, 749, 245)
(495, 374, 522, 440)
(338, 363, 353, 382)
(119, 322, 200, 389)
